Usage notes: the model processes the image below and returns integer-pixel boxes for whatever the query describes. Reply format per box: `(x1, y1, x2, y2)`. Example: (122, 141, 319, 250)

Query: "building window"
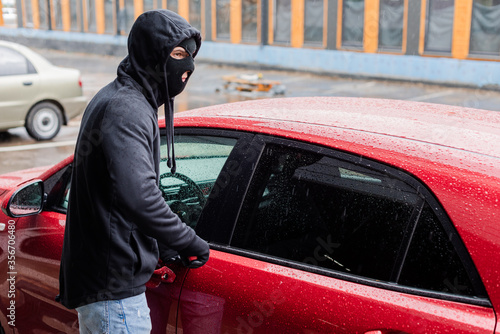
(424, 0, 454, 53)
(216, 0, 230, 40)
(144, 0, 155, 11)
(105, 0, 115, 34)
(118, 0, 134, 34)
(189, 0, 202, 32)
(378, 0, 404, 51)
(304, 0, 323, 45)
(342, 0, 364, 48)
(242, 0, 259, 42)
(469, 0, 500, 55)
(85, 0, 97, 32)
(38, 0, 50, 29)
(168, 0, 179, 12)
(273, 0, 291, 44)
(23, 0, 34, 28)
(70, 0, 80, 31)
(53, 0, 63, 30)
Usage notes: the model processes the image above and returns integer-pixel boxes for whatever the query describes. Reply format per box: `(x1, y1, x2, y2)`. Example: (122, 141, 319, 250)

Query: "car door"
(3, 128, 248, 333)
(180, 135, 496, 333)
(0, 45, 40, 130)
(6, 163, 80, 333)
(147, 128, 253, 334)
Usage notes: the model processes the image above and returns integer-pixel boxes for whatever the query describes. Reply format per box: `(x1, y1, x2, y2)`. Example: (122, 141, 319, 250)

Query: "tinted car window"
(0, 46, 36, 76)
(160, 134, 237, 228)
(231, 144, 417, 281)
(231, 142, 480, 298)
(399, 203, 476, 297)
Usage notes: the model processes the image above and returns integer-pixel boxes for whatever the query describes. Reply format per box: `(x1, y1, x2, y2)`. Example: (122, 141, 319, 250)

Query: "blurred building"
(1, 0, 500, 87)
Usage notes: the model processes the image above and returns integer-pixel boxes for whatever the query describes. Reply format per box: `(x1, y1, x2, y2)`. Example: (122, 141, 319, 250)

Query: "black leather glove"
(177, 235, 210, 268)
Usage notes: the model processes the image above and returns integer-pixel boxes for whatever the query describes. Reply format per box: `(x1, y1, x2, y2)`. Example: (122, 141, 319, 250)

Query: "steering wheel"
(159, 172, 206, 227)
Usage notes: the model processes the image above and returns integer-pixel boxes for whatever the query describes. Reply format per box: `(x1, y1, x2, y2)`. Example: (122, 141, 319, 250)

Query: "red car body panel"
(0, 97, 499, 332)
(182, 250, 496, 333)
(8, 211, 76, 333)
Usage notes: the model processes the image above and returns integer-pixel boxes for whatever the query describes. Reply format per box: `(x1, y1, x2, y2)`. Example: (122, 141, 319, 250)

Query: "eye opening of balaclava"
(165, 37, 197, 98)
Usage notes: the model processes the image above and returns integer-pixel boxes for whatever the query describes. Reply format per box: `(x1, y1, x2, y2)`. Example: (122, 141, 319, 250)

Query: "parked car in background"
(0, 40, 86, 140)
(1, 97, 499, 333)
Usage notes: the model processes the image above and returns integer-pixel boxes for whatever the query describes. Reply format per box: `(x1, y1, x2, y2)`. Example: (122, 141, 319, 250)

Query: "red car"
(1, 97, 499, 333)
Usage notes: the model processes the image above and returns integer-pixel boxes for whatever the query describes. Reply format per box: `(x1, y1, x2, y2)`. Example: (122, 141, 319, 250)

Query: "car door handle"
(23, 81, 33, 86)
(146, 266, 177, 288)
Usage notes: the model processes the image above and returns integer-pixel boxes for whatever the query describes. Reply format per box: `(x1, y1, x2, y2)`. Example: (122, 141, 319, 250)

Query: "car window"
(398, 204, 476, 296)
(55, 134, 238, 223)
(42, 164, 72, 212)
(230, 142, 481, 299)
(231, 143, 414, 281)
(160, 134, 238, 228)
(0, 46, 36, 76)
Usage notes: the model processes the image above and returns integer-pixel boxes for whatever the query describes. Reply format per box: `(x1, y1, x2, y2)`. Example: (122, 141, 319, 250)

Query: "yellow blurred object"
(0, 0, 4, 26)
(222, 74, 282, 93)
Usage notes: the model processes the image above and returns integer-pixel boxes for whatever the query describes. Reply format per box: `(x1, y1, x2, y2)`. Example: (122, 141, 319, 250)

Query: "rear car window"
(0, 46, 36, 76)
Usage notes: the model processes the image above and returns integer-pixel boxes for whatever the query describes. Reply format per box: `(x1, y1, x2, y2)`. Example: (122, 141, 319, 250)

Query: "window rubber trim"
(210, 243, 491, 308)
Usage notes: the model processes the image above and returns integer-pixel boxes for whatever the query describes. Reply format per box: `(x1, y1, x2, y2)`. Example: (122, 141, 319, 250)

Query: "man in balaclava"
(58, 10, 209, 333)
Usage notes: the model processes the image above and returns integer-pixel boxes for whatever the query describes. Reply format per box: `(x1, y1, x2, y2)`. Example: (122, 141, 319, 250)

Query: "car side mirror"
(4, 180, 44, 217)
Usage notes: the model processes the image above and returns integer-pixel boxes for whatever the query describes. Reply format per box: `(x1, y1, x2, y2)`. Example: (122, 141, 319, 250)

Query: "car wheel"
(26, 102, 63, 141)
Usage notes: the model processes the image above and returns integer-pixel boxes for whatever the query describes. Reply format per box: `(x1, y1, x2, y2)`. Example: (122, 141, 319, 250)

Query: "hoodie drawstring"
(165, 97, 176, 174)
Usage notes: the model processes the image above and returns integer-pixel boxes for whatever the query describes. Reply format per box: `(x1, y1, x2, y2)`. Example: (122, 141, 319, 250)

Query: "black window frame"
(209, 134, 490, 307)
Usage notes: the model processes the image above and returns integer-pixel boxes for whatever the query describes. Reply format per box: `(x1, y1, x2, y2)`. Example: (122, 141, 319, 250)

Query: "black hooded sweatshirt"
(58, 10, 203, 309)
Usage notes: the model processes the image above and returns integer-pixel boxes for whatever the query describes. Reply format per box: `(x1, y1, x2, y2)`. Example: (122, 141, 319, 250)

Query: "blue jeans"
(76, 293, 152, 333)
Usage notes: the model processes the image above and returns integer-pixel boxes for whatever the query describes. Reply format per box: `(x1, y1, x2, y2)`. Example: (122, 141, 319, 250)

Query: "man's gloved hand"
(158, 244, 179, 264)
(178, 235, 210, 269)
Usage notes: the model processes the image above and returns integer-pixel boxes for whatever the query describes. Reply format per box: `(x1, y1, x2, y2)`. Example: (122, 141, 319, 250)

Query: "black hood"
(118, 9, 201, 172)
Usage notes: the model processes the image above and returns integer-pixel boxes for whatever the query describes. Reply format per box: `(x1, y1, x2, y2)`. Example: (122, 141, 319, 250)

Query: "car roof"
(173, 97, 500, 159)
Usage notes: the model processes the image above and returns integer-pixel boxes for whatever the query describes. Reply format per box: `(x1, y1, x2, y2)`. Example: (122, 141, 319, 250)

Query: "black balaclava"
(118, 10, 202, 174)
(166, 37, 196, 97)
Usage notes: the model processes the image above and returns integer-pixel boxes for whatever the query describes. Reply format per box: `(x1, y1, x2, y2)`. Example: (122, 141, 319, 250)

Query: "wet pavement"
(1, 48, 500, 174)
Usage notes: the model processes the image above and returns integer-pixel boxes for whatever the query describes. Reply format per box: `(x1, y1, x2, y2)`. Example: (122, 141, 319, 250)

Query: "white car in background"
(0, 40, 87, 140)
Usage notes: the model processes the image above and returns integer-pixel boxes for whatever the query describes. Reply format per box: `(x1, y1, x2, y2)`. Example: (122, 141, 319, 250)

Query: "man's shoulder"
(103, 83, 155, 118)
(109, 81, 151, 109)
(82, 79, 156, 133)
